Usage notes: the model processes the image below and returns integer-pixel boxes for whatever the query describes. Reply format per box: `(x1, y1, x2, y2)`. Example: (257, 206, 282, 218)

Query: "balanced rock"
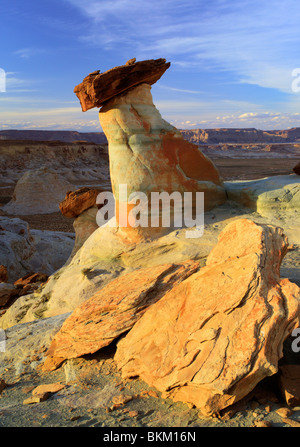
(59, 187, 101, 218)
(75, 59, 226, 240)
(42, 260, 200, 371)
(115, 219, 300, 416)
(3, 167, 75, 215)
(74, 58, 170, 111)
(293, 161, 300, 175)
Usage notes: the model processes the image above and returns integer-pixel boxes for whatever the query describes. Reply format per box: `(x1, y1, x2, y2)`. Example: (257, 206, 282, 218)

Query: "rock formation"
(74, 59, 226, 240)
(114, 219, 300, 416)
(2, 167, 75, 215)
(42, 261, 200, 371)
(225, 175, 300, 216)
(59, 187, 101, 218)
(74, 58, 170, 111)
(59, 188, 105, 258)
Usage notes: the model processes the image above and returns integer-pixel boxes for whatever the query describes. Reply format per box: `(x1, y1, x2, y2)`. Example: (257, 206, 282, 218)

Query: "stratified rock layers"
(115, 219, 300, 416)
(99, 83, 226, 230)
(42, 260, 200, 371)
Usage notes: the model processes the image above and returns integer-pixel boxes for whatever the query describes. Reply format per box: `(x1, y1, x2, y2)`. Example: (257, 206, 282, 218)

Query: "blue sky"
(1, 0, 300, 132)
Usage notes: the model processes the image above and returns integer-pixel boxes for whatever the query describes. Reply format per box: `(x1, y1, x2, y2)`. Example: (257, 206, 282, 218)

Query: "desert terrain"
(0, 124, 299, 430)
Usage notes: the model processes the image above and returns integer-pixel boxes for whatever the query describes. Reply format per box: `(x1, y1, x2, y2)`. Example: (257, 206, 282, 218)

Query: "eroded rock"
(114, 219, 300, 416)
(42, 260, 200, 371)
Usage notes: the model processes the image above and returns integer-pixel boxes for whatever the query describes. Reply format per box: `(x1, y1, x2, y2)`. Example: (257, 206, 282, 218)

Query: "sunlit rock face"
(99, 83, 226, 238)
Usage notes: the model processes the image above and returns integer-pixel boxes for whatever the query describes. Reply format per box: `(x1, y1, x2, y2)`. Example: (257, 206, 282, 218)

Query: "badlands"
(0, 58, 299, 428)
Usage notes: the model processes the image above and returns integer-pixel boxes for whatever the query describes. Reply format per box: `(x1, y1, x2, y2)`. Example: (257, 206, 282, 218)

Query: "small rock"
(23, 392, 50, 405)
(32, 382, 65, 396)
(264, 405, 272, 413)
(254, 420, 272, 427)
(128, 410, 138, 417)
(276, 407, 294, 418)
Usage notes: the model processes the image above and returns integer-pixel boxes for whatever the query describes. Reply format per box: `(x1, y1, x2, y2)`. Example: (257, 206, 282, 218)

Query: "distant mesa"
(74, 58, 171, 111)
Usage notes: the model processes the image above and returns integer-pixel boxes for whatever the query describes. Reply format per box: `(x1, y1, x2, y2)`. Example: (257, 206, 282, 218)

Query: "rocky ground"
(0, 335, 300, 429)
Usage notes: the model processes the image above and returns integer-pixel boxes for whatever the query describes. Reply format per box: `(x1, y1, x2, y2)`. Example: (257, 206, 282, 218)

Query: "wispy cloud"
(66, 0, 300, 93)
(13, 48, 45, 59)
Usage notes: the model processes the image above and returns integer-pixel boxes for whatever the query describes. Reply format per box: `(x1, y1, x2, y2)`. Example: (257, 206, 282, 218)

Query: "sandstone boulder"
(115, 219, 300, 416)
(42, 260, 200, 371)
(74, 58, 171, 111)
(59, 187, 101, 218)
(2, 167, 75, 215)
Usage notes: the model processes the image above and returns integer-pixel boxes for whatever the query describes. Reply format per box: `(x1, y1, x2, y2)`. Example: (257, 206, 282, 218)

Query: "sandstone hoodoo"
(74, 59, 226, 238)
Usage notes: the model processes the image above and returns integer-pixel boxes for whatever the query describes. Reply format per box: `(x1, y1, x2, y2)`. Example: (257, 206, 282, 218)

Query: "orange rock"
(14, 272, 48, 287)
(114, 219, 300, 416)
(32, 382, 65, 396)
(74, 58, 170, 111)
(42, 261, 200, 372)
(59, 187, 101, 218)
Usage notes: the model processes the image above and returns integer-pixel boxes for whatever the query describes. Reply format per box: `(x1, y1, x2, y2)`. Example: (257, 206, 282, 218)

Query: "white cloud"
(66, 0, 300, 93)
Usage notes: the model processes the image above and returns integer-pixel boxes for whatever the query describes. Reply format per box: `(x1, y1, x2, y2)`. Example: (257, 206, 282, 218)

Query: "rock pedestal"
(99, 83, 226, 239)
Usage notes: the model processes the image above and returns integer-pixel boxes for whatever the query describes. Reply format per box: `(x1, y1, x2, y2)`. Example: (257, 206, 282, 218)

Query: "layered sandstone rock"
(3, 167, 75, 215)
(225, 174, 300, 216)
(74, 59, 226, 240)
(59, 187, 100, 218)
(74, 58, 170, 111)
(115, 219, 300, 416)
(99, 83, 226, 235)
(42, 260, 200, 371)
